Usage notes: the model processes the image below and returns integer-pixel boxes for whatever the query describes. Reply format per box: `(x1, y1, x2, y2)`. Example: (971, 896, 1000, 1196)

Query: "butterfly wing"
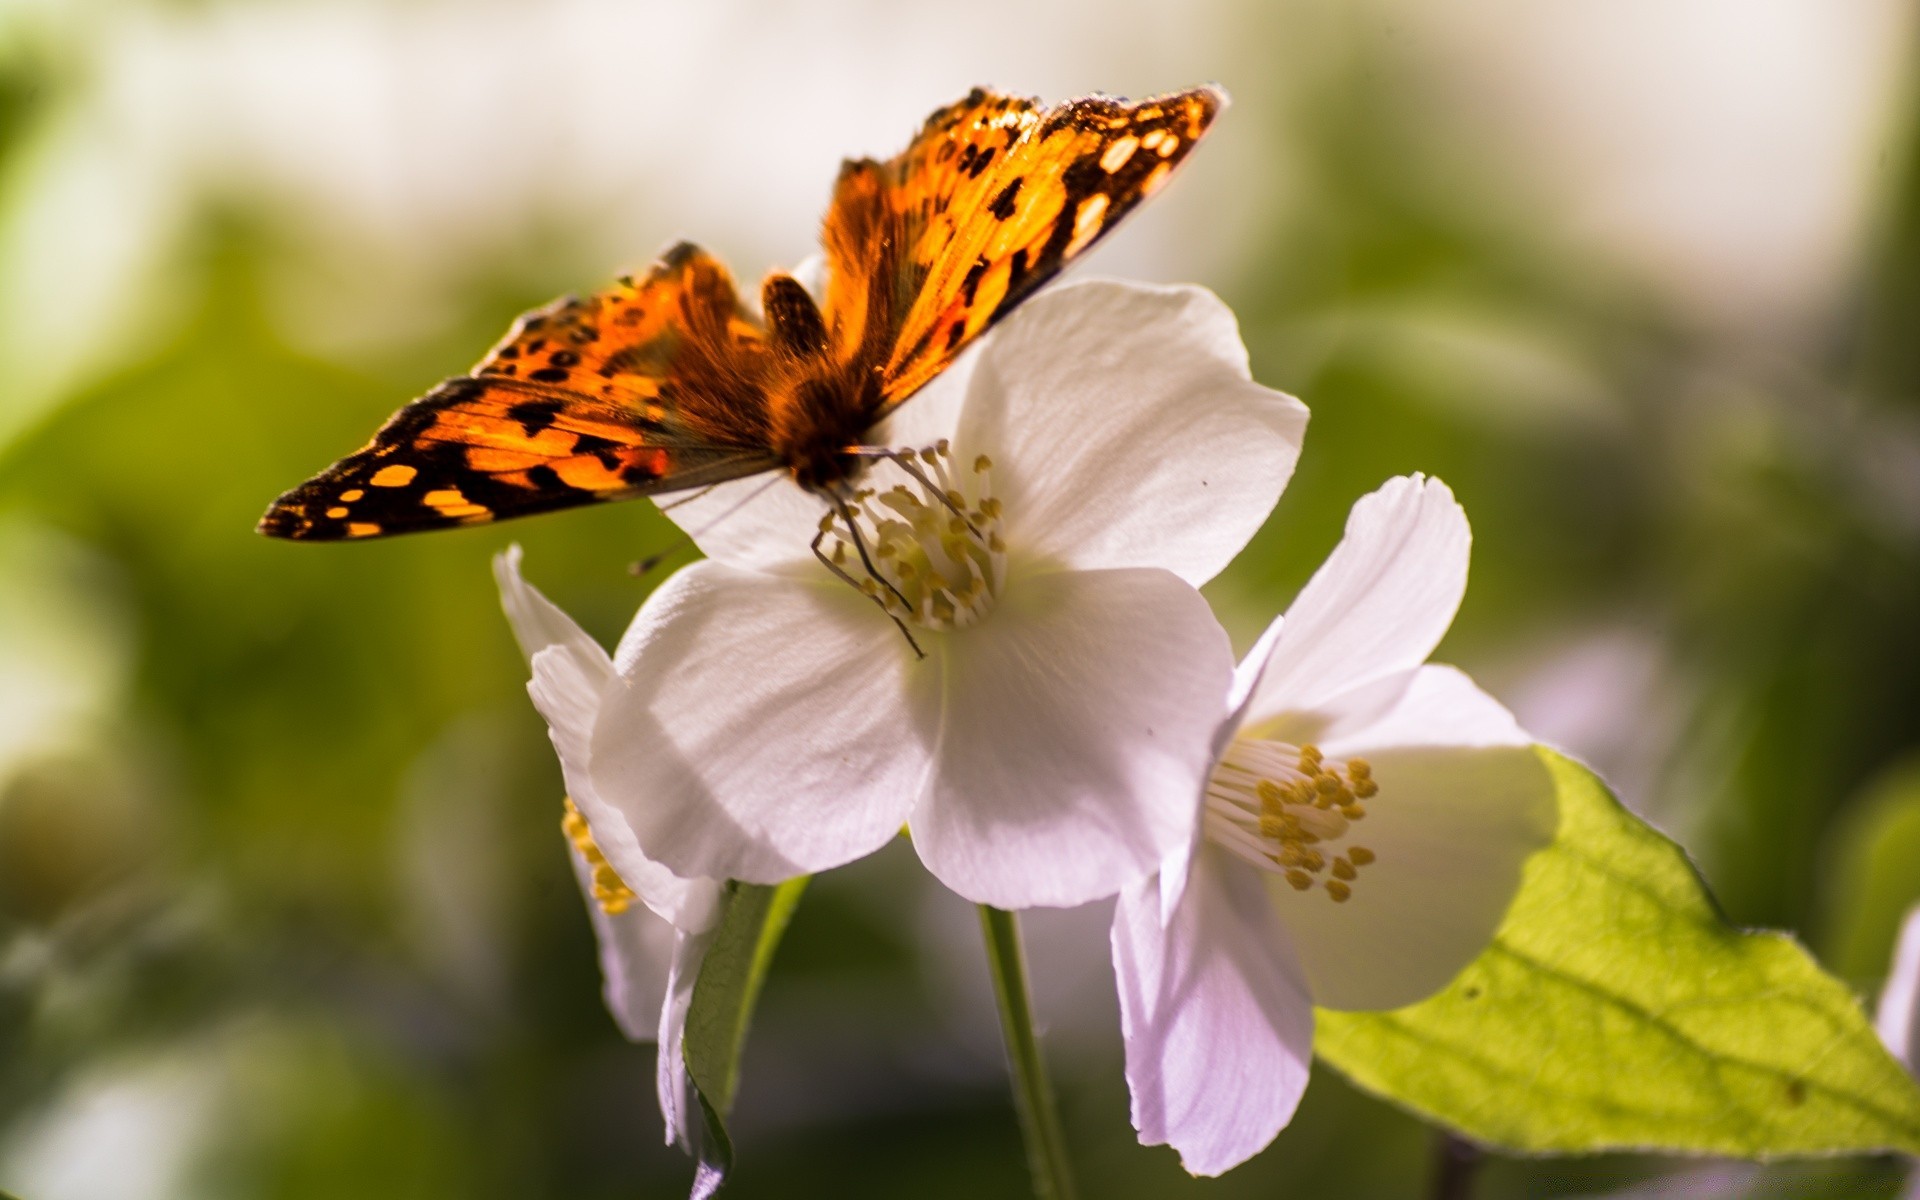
(259, 243, 781, 540)
(817, 86, 1224, 411)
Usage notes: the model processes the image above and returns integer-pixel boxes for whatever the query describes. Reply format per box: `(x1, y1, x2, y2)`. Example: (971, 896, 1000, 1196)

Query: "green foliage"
(1318, 750, 1920, 1156)
(684, 877, 809, 1195)
(1821, 755, 1920, 984)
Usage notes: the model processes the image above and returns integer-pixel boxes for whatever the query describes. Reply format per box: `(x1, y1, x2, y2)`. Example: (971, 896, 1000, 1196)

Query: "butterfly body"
(260, 86, 1224, 540)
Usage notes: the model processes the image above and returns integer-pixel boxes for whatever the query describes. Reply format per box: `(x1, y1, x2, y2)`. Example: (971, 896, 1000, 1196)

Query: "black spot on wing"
(507, 399, 562, 436)
(960, 257, 989, 306)
(988, 177, 1023, 220)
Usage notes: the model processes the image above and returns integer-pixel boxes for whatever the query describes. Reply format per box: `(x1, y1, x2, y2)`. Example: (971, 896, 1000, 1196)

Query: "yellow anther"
(936, 438, 951, 455)
(1316, 774, 1342, 795)
(1325, 880, 1353, 903)
(1256, 779, 1286, 808)
(1347, 758, 1372, 780)
(1342, 803, 1367, 821)
(1259, 813, 1288, 840)
(979, 497, 1003, 519)
(1285, 869, 1314, 891)
(974, 454, 993, 472)
(562, 797, 637, 915)
(1348, 846, 1376, 866)
(860, 579, 880, 597)
(989, 533, 1006, 552)
(1331, 857, 1357, 881)
(1354, 778, 1379, 799)
(818, 513, 837, 533)
(1298, 744, 1323, 770)
(921, 447, 939, 464)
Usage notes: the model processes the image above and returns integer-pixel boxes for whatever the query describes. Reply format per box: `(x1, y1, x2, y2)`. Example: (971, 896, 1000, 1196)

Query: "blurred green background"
(2, 1, 1919, 1197)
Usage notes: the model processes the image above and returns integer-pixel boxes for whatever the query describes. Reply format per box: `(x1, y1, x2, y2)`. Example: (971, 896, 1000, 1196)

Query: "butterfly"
(258, 85, 1225, 541)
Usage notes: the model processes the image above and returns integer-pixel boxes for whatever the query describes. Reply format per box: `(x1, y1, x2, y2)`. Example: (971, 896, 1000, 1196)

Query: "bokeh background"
(3, 1, 1919, 1197)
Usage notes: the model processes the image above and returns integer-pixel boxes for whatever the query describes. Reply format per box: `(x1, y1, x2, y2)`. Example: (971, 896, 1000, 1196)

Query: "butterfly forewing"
(859, 86, 1224, 409)
(259, 243, 781, 540)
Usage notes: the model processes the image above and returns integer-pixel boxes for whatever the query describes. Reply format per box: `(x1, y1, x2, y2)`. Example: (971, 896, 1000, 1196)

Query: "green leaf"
(682, 876, 808, 1197)
(1317, 748, 1920, 1156)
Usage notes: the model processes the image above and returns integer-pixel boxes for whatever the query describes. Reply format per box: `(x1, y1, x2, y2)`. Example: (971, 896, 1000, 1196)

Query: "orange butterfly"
(258, 86, 1224, 542)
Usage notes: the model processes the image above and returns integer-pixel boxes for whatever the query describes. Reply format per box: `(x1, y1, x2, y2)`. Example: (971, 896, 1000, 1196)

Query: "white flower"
(576, 279, 1308, 909)
(1109, 475, 1559, 1176)
(495, 547, 725, 1149)
(1879, 904, 1920, 1077)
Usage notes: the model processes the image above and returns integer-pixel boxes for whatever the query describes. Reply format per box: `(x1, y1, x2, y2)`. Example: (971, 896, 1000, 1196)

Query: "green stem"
(978, 905, 1079, 1200)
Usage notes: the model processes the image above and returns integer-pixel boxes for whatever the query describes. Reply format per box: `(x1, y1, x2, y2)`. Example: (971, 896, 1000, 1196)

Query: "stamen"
(1204, 741, 1381, 903)
(561, 797, 636, 915)
(817, 442, 1007, 633)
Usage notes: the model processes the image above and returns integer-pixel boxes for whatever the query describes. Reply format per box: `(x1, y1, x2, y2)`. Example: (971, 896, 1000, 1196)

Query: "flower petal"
(1162, 612, 1290, 920)
(1275, 666, 1557, 1011)
(1244, 475, 1469, 728)
(501, 549, 724, 932)
(1877, 904, 1920, 1073)
(657, 474, 828, 576)
(656, 927, 715, 1149)
(495, 544, 602, 664)
(951, 279, 1307, 587)
(593, 560, 927, 884)
(565, 833, 674, 1042)
(907, 565, 1232, 908)
(1112, 849, 1315, 1177)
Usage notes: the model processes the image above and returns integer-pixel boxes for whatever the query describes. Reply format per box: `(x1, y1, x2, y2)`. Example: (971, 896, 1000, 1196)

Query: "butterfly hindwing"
(854, 86, 1224, 408)
(259, 243, 782, 540)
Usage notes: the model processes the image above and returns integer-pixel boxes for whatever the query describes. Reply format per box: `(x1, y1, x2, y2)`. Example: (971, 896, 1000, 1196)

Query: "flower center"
(1204, 739, 1379, 903)
(817, 441, 1007, 631)
(562, 796, 635, 915)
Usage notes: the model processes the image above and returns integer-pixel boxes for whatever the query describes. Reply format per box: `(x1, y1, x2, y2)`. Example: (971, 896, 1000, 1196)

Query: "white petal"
(1245, 475, 1469, 727)
(1112, 850, 1315, 1177)
(504, 551, 723, 933)
(566, 833, 673, 1042)
(534, 648, 729, 933)
(951, 280, 1307, 587)
(656, 927, 716, 1149)
(494, 544, 603, 665)
(593, 560, 927, 883)
(1275, 667, 1557, 1011)
(1158, 613, 1292, 923)
(1878, 904, 1920, 1073)
(908, 566, 1232, 909)
(658, 473, 828, 575)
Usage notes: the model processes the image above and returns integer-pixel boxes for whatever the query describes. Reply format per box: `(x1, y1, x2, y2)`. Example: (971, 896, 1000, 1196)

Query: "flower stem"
(978, 905, 1078, 1200)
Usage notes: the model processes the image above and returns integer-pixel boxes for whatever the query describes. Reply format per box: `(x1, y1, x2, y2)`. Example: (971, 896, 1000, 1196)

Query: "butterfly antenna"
(630, 475, 787, 577)
(628, 532, 693, 579)
(656, 483, 723, 513)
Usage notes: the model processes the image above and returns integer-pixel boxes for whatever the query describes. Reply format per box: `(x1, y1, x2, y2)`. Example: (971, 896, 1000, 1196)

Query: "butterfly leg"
(810, 526, 925, 660)
(827, 490, 922, 614)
